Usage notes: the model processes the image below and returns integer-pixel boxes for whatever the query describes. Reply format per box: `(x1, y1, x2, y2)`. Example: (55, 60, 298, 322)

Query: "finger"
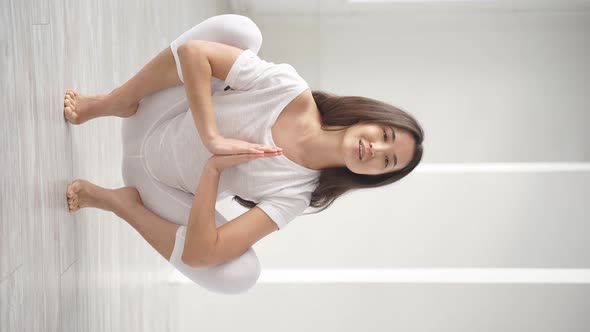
(253, 144, 281, 152)
(242, 152, 275, 159)
(263, 146, 282, 151)
(233, 151, 256, 155)
(239, 153, 265, 158)
(240, 151, 280, 157)
(249, 148, 265, 154)
(261, 151, 282, 156)
(253, 153, 278, 159)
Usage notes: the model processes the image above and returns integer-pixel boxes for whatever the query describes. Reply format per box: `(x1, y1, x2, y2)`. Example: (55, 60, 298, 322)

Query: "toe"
(67, 182, 79, 197)
(65, 108, 78, 122)
(71, 180, 84, 192)
(64, 90, 78, 102)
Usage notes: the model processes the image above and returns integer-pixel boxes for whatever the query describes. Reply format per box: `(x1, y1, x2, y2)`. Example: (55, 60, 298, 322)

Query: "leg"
(169, 14, 263, 84)
(109, 47, 182, 110)
(65, 178, 261, 295)
(114, 13, 263, 105)
(113, 193, 180, 261)
(64, 14, 262, 125)
(65, 179, 179, 260)
(63, 47, 181, 125)
(120, 156, 261, 295)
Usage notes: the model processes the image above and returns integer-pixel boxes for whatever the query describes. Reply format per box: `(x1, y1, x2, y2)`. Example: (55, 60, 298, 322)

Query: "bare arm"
(181, 164, 221, 267)
(176, 40, 242, 266)
(176, 40, 245, 147)
(177, 41, 279, 267)
(181, 160, 278, 268)
(177, 43, 218, 144)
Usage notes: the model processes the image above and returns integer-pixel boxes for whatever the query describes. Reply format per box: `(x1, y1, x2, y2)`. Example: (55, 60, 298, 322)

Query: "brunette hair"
(233, 90, 425, 214)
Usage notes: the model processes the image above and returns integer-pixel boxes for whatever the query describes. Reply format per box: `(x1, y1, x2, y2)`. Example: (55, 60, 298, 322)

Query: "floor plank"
(1, 0, 224, 330)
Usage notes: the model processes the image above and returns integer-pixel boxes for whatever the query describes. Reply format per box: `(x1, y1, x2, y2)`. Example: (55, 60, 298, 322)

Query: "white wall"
(217, 0, 590, 270)
(175, 1, 590, 331)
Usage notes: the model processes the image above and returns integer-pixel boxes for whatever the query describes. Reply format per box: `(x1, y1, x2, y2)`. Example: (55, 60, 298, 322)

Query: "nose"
(369, 142, 383, 157)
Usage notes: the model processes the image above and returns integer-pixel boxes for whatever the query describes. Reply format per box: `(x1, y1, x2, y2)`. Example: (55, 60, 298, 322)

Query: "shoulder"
(290, 88, 315, 109)
(257, 188, 313, 228)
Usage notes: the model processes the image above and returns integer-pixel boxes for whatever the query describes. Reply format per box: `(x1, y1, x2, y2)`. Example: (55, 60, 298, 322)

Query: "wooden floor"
(0, 0, 225, 331)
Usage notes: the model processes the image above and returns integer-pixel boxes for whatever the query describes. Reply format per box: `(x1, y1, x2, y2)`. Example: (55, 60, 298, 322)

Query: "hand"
(205, 151, 282, 173)
(206, 135, 283, 156)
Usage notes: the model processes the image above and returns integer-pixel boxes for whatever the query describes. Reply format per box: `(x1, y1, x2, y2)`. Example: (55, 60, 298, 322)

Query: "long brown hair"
(233, 90, 425, 214)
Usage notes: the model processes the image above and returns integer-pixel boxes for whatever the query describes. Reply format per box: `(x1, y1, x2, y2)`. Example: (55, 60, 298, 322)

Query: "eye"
(383, 129, 389, 168)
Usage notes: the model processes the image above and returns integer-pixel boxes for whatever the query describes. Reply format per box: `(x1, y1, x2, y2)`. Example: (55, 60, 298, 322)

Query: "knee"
(194, 248, 262, 295)
(215, 256, 261, 295)
(205, 14, 263, 53)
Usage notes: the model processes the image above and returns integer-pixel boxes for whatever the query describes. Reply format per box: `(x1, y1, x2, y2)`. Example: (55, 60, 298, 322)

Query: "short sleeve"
(225, 49, 305, 91)
(256, 192, 311, 230)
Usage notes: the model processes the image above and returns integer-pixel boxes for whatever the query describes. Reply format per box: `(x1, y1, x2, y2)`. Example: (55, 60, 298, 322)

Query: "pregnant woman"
(63, 14, 424, 294)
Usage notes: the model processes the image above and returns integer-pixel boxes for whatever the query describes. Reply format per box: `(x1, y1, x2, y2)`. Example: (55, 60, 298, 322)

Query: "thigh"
(171, 14, 262, 53)
(123, 14, 264, 158)
(122, 156, 261, 294)
(121, 155, 193, 225)
(121, 14, 264, 293)
(121, 85, 187, 158)
(169, 14, 263, 85)
(122, 156, 229, 227)
(170, 225, 261, 295)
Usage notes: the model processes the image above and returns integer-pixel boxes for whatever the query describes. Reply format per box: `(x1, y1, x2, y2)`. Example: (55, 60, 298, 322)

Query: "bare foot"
(63, 88, 139, 125)
(66, 179, 142, 213)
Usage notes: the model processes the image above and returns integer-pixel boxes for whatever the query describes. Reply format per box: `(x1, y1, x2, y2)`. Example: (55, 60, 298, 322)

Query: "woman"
(64, 14, 424, 294)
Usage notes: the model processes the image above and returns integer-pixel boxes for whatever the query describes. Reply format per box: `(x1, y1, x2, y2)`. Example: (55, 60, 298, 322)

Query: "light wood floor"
(0, 0, 225, 331)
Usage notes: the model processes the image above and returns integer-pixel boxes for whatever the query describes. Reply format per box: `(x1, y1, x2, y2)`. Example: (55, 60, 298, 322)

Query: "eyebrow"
(389, 125, 398, 169)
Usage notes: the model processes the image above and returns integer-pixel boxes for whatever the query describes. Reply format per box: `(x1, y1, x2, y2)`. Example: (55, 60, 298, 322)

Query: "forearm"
(182, 164, 221, 267)
(177, 44, 219, 144)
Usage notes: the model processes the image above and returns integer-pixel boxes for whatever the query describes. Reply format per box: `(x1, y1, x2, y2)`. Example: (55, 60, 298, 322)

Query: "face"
(344, 122, 415, 175)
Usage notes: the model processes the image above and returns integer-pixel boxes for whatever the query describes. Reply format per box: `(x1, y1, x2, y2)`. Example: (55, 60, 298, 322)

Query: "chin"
(349, 167, 363, 175)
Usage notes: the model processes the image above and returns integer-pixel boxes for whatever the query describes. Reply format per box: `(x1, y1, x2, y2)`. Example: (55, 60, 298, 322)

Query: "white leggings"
(121, 14, 263, 295)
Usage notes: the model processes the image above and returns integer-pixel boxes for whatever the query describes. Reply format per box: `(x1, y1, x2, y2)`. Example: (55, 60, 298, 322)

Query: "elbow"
(181, 253, 206, 268)
(177, 41, 211, 82)
(181, 248, 219, 268)
(178, 40, 206, 59)
(178, 40, 196, 54)
(180, 252, 194, 267)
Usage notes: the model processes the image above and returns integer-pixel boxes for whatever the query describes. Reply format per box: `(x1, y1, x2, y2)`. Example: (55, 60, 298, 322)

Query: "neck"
(300, 121, 347, 171)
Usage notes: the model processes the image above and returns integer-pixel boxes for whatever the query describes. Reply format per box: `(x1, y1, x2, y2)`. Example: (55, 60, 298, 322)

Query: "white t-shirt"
(143, 49, 321, 230)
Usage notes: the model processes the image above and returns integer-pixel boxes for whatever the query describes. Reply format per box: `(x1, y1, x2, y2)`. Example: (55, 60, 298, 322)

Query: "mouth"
(358, 139, 364, 161)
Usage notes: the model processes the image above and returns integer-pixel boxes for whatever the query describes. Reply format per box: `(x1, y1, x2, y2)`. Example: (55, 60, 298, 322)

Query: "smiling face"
(344, 122, 415, 175)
